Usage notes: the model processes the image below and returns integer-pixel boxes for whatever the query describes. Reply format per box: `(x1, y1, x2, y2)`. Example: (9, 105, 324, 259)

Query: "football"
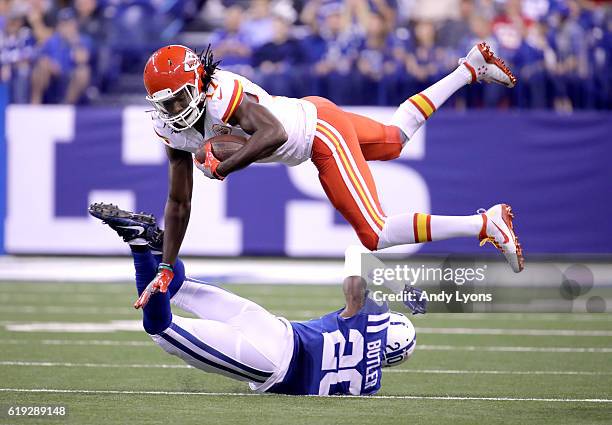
(196, 134, 248, 162)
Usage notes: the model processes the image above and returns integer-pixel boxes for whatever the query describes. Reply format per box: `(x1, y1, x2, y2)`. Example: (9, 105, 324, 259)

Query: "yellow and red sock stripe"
(221, 80, 244, 123)
(413, 213, 432, 243)
(408, 93, 436, 120)
(315, 121, 385, 230)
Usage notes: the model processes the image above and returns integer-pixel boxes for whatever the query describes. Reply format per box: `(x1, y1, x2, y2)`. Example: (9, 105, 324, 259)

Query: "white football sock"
(377, 213, 483, 249)
(390, 66, 472, 140)
(421, 66, 472, 107)
(344, 245, 369, 278)
(344, 245, 406, 294)
(430, 214, 483, 240)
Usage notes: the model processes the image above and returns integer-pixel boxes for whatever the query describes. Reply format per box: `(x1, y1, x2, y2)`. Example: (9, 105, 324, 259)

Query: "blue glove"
(403, 285, 427, 315)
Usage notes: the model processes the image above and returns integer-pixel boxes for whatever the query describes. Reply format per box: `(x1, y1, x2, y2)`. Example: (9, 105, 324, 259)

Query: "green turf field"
(0, 282, 611, 425)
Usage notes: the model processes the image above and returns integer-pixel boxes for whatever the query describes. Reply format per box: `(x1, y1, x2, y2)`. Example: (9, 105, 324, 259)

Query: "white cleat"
(478, 204, 524, 273)
(459, 42, 517, 88)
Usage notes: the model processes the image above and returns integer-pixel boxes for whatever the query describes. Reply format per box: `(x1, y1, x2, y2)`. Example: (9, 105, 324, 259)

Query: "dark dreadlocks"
(199, 44, 221, 91)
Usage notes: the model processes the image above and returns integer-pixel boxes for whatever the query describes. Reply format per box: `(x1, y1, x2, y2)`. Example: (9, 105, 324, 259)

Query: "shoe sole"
(477, 42, 517, 88)
(500, 204, 524, 273)
(88, 203, 156, 225)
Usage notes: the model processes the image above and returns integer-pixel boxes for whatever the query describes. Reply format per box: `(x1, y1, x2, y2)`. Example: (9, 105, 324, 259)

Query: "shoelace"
(479, 237, 501, 249)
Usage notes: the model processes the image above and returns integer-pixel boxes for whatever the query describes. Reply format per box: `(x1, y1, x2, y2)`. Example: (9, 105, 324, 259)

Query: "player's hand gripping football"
(194, 142, 225, 180)
(134, 263, 174, 309)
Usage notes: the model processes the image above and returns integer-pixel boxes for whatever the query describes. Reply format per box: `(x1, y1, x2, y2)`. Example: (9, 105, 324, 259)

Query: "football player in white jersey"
(138, 43, 523, 308)
(89, 203, 417, 396)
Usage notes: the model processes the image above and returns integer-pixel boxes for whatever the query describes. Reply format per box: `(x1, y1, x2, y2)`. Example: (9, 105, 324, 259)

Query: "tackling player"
(89, 203, 417, 396)
(142, 42, 523, 304)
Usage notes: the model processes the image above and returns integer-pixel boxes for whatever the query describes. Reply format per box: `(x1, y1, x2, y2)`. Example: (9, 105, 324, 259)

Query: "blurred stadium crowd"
(0, 0, 610, 110)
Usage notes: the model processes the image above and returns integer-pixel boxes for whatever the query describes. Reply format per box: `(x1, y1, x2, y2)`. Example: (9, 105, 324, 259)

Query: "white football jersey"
(151, 70, 317, 167)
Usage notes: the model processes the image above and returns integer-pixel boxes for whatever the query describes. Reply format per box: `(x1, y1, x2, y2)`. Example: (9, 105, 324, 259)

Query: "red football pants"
(303, 96, 403, 250)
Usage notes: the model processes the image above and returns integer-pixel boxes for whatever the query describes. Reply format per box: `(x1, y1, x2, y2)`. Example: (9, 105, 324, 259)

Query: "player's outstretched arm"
(215, 96, 288, 178)
(162, 146, 193, 267)
(135, 146, 194, 309)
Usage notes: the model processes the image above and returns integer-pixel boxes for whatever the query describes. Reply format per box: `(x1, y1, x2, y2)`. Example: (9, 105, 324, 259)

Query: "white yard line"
(5, 320, 612, 335)
(0, 306, 326, 316)
(0, 388, 610, 403)
(417, 344, 612, 353)
(4, 321, 142, 332)
(0, 286, 130, 294)
(384, 369, 612, 376)
(0, 339, 157, 347)
(413, 313, 612, 322)
(0, 256, 345, 284)
(0, 338, 152, 346)
(1, 361, 610, 377)
(417, 327, 612, 336)
(0, 361, 190, 369)
(0, 306, 134, 315)
(2, 338, 612, 353)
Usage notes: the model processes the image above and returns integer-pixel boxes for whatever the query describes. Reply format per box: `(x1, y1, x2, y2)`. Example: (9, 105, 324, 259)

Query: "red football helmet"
(144, 45, 206, 131)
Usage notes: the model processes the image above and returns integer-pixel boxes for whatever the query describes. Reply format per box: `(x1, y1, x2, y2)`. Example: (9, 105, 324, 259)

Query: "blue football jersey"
(268, 294, 389, 396)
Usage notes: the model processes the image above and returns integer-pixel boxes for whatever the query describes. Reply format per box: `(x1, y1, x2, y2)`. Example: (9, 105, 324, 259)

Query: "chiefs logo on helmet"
(143, 45, 207, 131)
(184, 50, 200, 72)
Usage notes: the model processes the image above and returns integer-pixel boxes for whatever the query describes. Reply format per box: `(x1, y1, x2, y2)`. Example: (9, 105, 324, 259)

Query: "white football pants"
(150, 279, 294, 391)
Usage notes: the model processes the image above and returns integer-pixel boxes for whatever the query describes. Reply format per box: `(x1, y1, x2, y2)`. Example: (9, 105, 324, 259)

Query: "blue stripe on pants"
(159, 332, 265, 383)
(169, 322, 273, 381)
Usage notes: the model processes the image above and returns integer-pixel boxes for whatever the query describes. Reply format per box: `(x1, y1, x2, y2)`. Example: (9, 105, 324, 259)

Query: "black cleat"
(88, 203, 163, 251)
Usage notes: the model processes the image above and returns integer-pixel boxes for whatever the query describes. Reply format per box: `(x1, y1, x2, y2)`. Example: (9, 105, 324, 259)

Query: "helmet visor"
(147, 83, 205, 131)
(156, 85, 197, 117)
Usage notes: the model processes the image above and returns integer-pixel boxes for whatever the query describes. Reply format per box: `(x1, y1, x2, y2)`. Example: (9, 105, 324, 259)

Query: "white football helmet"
(383, 312, 416, 367)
